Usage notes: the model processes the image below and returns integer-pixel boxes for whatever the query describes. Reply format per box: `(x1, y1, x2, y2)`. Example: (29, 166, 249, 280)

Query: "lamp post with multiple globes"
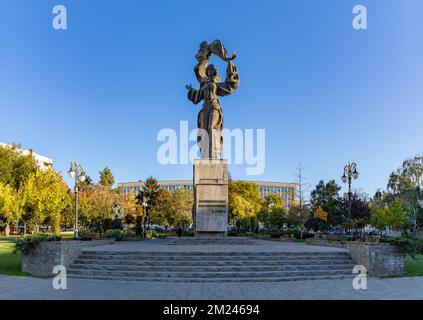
(341, 162, 359, 238)
(68, 161, 86, 239)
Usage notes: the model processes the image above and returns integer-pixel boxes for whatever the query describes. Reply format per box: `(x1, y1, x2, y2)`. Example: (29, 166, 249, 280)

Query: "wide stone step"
(72, 258, 353, 267)
(77, 254, 350, 262)
(68, 273, 354, 282)
(69, 264, 355, 272)
(68, 268, 353, 279)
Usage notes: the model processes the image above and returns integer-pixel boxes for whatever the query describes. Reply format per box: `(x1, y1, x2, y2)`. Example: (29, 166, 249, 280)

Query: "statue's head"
(206, 64, 218, 81)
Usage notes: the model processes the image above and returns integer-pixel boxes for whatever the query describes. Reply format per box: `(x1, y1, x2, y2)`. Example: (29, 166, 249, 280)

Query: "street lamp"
(341, 162, 359, 238)
(68, 161, 86, 239)
(268, 201, 274, 233)
(142, 201, 148, 238)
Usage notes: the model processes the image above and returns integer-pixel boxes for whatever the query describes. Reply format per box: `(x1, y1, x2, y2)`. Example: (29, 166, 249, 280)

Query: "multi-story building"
(118, 180, 297, 208)
(0, 142, 53, 170)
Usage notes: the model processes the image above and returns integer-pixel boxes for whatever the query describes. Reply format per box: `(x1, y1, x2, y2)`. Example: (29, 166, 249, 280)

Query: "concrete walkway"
(0, 274, 422, 300)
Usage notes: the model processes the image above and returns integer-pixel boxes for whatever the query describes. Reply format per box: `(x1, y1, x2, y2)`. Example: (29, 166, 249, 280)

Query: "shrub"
(105, 229, 124, 241)
(78, 228, 98, 241)
(389, 236, 419, 259)
(14, 234, 47, 254)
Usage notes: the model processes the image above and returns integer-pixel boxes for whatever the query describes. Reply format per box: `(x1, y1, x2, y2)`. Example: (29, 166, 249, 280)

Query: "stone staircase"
(168, 237, 258, 245)
(68, 250, 356, 282)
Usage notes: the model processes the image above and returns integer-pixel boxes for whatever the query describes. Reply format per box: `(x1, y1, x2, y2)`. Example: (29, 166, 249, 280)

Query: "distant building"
(118, 180, 297, 208)
(0, 142, 53, 171)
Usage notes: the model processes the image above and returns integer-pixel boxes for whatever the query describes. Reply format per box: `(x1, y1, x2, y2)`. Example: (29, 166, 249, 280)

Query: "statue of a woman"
(186, 40, 240, 159)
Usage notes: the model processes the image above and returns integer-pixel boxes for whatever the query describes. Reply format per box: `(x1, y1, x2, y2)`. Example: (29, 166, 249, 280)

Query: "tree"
(388, 155, 422, 193)
(310, 180, 344, 227)
(371, 198, 409, 235)
(150, 189, 173, 228)
(314, 206, 328, 222)
(228, 181, 262, 229)
(23, 169, 70, 235)
(0, 144, 37, 191)
(257, 195, 285, 230)
(0, 183, 17, 229)
(287, 204, 311, 226)
(136, 176, 160, 230)
(387, 155, 423, 233)
(99, 167, 115, 188)
(341, 192, 371, 223)
(78, 185, 118, 232)
(172, 188, 193, 228)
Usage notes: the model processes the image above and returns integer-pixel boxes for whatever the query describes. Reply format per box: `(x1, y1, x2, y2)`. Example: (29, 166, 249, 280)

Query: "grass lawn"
(404, 254, 423, 277)
(0, 242, 29, 276)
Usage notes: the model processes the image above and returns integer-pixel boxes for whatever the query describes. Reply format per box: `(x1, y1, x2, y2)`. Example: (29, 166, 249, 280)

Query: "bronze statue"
(186, 40, 240, 159)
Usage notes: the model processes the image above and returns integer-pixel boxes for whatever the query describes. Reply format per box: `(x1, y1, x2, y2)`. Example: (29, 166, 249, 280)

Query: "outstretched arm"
(216, 60, 240, 97)
(186, 85, 204, 105)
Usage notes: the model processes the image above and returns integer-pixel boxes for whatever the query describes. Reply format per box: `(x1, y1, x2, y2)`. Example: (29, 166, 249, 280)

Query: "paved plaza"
(0, 240, 422, 300)
(0, 274, 422, 300)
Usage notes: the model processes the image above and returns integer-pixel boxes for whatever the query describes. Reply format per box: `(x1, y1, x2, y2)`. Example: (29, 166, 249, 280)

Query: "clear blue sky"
(0, 0, 422, 198)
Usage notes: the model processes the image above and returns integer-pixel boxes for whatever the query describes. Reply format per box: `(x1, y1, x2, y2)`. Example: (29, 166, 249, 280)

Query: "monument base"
(193, 159, 228, 237)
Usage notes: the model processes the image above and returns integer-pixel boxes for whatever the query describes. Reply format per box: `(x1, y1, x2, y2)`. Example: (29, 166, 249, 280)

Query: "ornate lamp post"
(341, 162, 359, 238)
(268, 201, 274, 233)
(68, 161, 86, 239)
(142, 201, 148, 238)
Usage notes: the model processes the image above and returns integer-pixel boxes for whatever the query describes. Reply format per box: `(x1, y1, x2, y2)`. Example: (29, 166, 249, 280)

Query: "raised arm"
(216, 60, 240, 97)
(193, 59, 208, 84)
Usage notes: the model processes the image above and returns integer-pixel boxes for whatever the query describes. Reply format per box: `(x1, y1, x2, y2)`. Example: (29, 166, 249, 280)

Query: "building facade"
(0, 142, 53, 170)
(118, 180, 297, 208)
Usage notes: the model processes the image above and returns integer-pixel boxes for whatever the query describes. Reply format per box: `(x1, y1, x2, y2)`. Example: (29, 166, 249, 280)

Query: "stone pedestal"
(193, 159, 228, 237)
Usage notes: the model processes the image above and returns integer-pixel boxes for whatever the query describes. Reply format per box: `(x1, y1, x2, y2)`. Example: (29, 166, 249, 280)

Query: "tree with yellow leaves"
(23, 169, 69, 235)
(314, 206, 328, 222)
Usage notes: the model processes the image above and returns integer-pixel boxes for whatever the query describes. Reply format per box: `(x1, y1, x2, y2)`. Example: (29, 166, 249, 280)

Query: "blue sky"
(0, 0, 422, 198)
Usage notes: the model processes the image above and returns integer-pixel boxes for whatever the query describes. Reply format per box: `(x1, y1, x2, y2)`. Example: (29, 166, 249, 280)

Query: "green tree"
(287, 204, 311, 227)
(136, 176, 160, 232)
(0, 144, 37, 191)
(371, 198, 409, 235)
(99, 167, 115, 188)
(310, 180, 344, 227)
(23, 169, 70, 235)
(257, 195, 285, 230)
(387, 155, 423, 233)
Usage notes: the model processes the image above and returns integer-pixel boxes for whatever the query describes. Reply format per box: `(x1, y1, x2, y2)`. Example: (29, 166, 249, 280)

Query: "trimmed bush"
(105, 229, 124, 241)
(14, 234, 47, 254)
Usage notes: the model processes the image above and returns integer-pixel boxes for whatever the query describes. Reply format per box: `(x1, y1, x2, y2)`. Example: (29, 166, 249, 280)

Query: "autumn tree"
(23, 169, 70, 235)
(150, 189, 173, 229)
(99, 167, 115, 188)
(172, 188, 193, 228)
(228, 181, 262, 230)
